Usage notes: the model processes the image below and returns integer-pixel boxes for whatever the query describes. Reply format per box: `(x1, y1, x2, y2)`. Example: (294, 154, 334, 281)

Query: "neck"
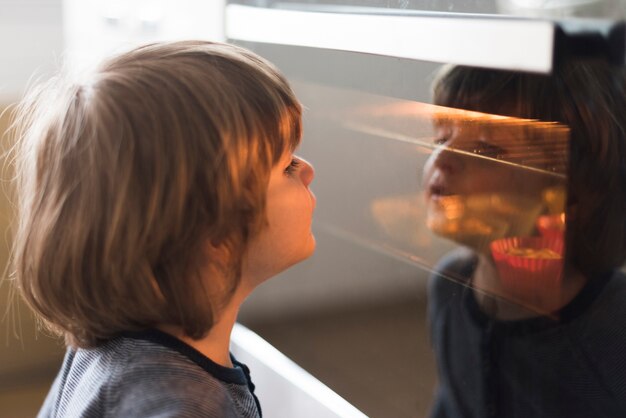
(159, 285, 251, 368)
(472, 253, 587, 320)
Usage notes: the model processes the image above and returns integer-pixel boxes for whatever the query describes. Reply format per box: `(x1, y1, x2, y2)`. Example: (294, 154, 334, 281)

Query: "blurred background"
(3, 1, 624, 417)
(1, 2, 64, 416)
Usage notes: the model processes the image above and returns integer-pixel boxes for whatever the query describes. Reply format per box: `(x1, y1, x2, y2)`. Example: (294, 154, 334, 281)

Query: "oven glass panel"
(241, 60, 618, 418)
(232, 16, 626, 418)
(296, 78, 569, 320)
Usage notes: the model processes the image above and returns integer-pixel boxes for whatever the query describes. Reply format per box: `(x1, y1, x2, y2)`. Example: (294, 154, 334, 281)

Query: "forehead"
(433, 109, 569, 175)
(434, 110, 543, 144)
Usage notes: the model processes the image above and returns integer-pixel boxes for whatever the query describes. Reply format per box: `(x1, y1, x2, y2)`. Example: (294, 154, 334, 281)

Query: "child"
(11, 41, 315, 417)
(426, 60, 626, 418)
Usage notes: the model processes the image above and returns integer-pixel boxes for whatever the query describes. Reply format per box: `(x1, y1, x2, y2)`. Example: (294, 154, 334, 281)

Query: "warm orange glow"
(536, 213, 566, 241)
(542, 187, 566, 214)
(348, 98, 570, 175)
(490, 236, 564, 301)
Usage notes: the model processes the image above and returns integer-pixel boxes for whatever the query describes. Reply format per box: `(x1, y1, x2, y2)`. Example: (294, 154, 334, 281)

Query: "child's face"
(242, 152, 316, 286)
(422, 118, 555, 251)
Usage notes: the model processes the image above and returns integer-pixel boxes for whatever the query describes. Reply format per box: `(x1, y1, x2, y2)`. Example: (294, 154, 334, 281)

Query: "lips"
(427, 180, 455, 201)
(425, 168, 455, 201)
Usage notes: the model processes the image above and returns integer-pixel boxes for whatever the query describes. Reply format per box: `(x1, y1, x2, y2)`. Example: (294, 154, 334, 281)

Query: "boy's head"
(11, 41, 302, 347)
(431, 60, 626, 278)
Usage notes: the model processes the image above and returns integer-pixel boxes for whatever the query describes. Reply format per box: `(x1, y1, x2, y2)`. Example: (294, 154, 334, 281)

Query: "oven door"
(227, 2, 626, 417)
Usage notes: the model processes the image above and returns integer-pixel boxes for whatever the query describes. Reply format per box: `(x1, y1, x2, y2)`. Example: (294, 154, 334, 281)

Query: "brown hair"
(433, 60, 626, 278)
(10, 41, 302, 347)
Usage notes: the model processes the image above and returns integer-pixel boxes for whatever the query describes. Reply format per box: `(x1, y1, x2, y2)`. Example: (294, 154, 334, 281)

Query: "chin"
(270, 235, 317, 277)
(298, 234, 317, 262)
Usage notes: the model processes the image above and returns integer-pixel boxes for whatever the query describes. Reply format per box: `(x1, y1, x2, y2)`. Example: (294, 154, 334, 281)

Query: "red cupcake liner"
(490, 236, 564, 298)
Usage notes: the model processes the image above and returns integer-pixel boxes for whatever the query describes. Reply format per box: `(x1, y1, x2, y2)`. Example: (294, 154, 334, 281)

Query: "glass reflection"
(423, 108, 569, 312)
(427, 62, 626, 418)
(288, 57, 626, 415)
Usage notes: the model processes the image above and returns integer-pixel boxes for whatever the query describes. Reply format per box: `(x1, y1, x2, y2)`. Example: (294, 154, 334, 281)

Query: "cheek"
(265, 188, 312, 237)
(462, 161, 517, 193)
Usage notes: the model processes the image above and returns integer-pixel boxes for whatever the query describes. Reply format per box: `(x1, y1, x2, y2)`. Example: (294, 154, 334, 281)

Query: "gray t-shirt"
(38, 329, 262, 418)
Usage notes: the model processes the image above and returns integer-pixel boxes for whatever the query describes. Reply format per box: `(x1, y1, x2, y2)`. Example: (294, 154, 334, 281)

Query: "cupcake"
(490, 236, 564, 299)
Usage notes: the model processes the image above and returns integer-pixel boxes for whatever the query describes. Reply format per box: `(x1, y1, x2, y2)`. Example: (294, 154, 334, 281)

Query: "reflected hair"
(10, 41, 302, 347)
(433, 61, 626, 278)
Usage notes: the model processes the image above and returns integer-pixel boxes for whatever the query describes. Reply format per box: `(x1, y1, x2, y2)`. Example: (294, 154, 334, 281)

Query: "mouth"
(427, 183, 454, 201)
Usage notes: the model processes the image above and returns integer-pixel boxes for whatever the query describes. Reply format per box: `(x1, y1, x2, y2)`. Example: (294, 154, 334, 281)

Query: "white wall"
(0, 0, 64, 101)
(63, 0, 225, 75)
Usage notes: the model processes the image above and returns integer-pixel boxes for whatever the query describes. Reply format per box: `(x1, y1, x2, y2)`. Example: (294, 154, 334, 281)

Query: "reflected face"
(423, 118, 552, 251)
(243, 153, 316, 286)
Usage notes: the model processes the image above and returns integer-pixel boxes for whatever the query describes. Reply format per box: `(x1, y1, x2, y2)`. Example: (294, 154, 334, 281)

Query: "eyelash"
(433, 136, 507, 160)
(471, 141, 506, 159)
(284, 158, 301, 176)
(434, 135, 450, 146)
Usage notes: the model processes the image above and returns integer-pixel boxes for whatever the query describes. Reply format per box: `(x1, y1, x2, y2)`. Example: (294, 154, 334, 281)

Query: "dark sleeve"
(427, 248, 478, 418)
(427, 247, 476, 341)
(430, 387, 451, 418)
(574, 272, 626, 413)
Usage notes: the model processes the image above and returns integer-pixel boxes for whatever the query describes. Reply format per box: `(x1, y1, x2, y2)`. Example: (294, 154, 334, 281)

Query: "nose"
(432, 146, 460, 174)
(299, 157, 315, 186)
(430, 135, 467, 175)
